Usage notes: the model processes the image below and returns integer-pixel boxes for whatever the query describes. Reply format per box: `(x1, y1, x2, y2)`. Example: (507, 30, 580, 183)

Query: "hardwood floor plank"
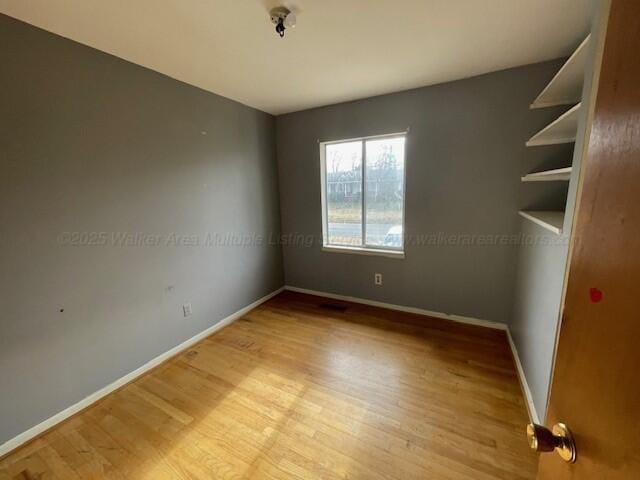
(0, 291, 537, 479)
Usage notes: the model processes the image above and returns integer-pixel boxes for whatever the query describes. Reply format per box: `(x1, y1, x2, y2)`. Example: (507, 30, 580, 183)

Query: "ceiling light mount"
(270, 6, 296, 38)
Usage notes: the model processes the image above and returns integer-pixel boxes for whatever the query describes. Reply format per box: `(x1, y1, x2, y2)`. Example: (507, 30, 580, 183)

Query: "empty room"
(1, 0, 638, 479)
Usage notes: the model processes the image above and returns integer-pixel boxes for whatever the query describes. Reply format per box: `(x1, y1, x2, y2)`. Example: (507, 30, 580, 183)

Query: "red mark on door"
(589, 287, 603, 303)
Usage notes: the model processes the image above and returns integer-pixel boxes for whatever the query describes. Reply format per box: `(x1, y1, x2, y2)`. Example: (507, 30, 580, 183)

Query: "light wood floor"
(0, 291, 538, 479)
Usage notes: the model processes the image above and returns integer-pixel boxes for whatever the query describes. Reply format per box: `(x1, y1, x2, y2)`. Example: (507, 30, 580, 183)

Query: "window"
(320, 133, 406, 257)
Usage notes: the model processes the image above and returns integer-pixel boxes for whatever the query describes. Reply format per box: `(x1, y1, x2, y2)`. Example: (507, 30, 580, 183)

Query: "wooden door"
(537, 0, 640, 477)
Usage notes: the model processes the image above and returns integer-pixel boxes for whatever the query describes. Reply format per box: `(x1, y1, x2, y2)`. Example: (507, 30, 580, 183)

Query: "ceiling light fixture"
(270, 6, 296, 38)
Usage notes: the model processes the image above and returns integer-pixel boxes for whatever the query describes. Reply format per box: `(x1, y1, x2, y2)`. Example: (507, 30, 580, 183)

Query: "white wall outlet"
(374, 273, 383, 286)
(183, 303, 193, 317)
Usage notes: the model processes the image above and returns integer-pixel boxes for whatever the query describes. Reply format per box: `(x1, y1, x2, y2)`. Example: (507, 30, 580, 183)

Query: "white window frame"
(319, 132, 407, 259)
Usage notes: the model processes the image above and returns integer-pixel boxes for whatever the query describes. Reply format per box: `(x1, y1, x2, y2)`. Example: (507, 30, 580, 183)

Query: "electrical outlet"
(374, 273, 383, 286)
(183, 303, 193, 317)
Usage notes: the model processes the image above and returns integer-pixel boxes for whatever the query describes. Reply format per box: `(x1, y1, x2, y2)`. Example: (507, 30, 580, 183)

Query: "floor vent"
(320, 303, 348, 312)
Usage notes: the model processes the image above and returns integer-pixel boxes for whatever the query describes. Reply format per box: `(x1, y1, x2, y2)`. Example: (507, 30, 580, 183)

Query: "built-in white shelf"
(522, 167, 572, 182)
(518, 211, 565, 234)
(526, 103, 581, 147)
(531, 35, 591, 109)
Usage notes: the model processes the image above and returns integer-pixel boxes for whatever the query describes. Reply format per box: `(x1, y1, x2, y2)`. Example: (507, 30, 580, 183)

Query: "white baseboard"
(284, 285, 540, 424)
(284, 285, 507, 330)
(2, 284, 540, 457)
(0, 286, 284, 458)
(506, 329, 540, 424)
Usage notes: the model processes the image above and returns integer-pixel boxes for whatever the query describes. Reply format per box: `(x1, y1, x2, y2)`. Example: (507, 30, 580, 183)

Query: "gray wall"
(276, 60, 568, 325)
(511, 223, 569, 420)
(510, 2, 607, 421)
(0, 15, 283, 445)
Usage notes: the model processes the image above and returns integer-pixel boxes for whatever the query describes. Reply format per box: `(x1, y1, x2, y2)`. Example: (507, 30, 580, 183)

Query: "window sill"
(322, 245, 405, 259)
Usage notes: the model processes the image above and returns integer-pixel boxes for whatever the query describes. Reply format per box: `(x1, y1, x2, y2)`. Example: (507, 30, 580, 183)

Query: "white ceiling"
(0, 0, 592, 115)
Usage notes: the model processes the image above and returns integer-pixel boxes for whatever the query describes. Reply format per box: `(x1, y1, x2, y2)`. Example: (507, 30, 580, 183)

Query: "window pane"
(326, 141, 362, 246)
(365, 137, 405, 248)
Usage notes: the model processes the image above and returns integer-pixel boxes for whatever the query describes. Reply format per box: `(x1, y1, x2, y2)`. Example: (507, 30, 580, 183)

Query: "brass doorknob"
(526, 423, 577, 463)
